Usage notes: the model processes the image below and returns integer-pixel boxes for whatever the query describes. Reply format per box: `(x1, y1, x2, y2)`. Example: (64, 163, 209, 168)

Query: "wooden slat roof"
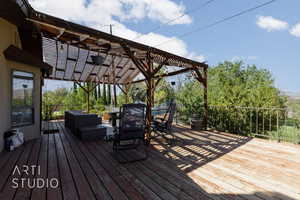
(10, 0, 208, 84)
(41, 37, 140, 84)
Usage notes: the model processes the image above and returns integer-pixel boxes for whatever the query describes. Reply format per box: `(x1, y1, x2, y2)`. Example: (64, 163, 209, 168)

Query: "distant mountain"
(281, 91, 300, 100)
(13, 88, 32, 99)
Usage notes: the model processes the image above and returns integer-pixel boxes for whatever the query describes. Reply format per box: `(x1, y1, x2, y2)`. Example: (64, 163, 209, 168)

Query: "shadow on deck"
(0, 121, 299, 200)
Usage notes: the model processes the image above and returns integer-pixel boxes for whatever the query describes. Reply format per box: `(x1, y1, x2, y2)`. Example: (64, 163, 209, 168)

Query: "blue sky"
(30, 0, 300, 93)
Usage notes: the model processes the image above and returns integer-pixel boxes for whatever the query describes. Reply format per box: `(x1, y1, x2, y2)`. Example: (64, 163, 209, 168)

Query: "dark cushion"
(78, 125, 107, 140)
(119, 130, 144, 140)
(65, 111, 102, 135)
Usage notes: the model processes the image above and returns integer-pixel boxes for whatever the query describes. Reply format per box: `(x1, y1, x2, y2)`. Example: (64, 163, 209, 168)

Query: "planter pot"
(103, 113, 111, 121)
(190, 114, 203, 130)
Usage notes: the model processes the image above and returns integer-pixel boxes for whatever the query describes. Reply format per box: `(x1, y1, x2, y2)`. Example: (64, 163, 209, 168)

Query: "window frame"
(11, 69, 35, 128)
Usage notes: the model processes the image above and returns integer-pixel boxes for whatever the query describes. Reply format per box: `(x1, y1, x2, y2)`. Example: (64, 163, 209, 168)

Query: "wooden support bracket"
(152, 58, 168, 76)
(121, 43, 148, 78)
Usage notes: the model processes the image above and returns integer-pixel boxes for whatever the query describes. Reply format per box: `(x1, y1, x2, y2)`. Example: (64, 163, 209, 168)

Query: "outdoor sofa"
(65, 111, 106, 140)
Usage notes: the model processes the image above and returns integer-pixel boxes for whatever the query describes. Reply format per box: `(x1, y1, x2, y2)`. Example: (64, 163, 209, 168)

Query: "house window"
(11, 70, 34, 127)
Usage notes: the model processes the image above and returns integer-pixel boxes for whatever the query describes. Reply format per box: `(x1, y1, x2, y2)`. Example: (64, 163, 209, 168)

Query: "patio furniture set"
(64, 102, 177, 163)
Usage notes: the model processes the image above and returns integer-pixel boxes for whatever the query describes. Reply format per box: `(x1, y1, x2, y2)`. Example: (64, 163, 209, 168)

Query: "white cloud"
(290, 22, 300, 37)
(247, 56, 258, 60)
(119, 0, 191, 25)
(28, 0, 202, 60)
(29, 0, 191, 25)
(187, 52, 206, 62)
(231, 56, 257, 62)
(256, 16, 288, 32)
(231, 56, 242, 62)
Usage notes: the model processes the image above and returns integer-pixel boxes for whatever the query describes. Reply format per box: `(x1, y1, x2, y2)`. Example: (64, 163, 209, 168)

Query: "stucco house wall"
(0, 18, 41, 152)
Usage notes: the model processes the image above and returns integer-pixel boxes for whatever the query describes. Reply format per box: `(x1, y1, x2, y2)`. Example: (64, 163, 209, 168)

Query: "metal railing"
(176, 104, 300, 144)
(42, 102, 300, 144)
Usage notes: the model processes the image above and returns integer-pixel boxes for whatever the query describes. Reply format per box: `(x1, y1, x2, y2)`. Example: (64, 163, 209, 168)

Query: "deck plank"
(0, 151, 12, 173)
(0, 145, 25, 193)
(57, 123, 112, 200)
(150, 140, 246, 200)
(55, 123, 96, 200)
(0, 121, 299, 200)
(31, 134, 48, 200)
(47, 134, 62, 200)
(0, 141, 34, 200)
(90, 142, 164, 200)
(59, 123, 129, 200)
(13, 139, 42, 200)
(100, 141, 203, 200)
(54, 132, 79, 200)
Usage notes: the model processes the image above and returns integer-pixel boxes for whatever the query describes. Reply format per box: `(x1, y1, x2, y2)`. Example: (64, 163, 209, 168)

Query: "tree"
(154, 79, 174, 106)
(176, 61, 287, 134)
(176, 81, 203, 120)
(73, 82, 77, 93)
(42, 88, 69, 120)
(94, 83, 98, 100)
(107, 84, 111, 105)
(97, 84, 101, 99)
(128, 83, 147, 103)
(102, 84, 107, 105)
(207, 61, 286, 108)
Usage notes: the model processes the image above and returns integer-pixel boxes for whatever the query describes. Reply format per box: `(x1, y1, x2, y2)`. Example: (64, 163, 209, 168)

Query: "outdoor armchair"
(112, 103, 148, 163)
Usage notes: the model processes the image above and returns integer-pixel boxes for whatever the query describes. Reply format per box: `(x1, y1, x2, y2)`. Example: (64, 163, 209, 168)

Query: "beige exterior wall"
(0, 18, 42, 152)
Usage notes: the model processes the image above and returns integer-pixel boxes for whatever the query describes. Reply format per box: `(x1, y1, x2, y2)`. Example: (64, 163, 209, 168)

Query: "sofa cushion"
(78, 125, 107, 140)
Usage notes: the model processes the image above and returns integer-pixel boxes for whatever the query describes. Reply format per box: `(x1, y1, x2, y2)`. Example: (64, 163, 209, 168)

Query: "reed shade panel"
(27, 10, 207, 85)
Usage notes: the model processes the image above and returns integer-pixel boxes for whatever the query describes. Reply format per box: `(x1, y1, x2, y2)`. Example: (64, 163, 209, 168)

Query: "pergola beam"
(131, 67, 192, 84)
(55, 28, 65, 39)
(122, 44, 148, 78)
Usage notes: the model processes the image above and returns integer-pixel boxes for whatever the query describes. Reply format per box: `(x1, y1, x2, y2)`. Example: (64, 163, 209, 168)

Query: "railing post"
(269, 109, 272, 132)
(277, 110, 280, 142)
(256, 108, 259, 136)
(262, 109, 265, 135)
(250, 109, 252, 136)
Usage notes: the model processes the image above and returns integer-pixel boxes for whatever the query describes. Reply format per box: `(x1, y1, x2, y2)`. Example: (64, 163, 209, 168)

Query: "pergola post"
(112, 56, 117, 107)
(203, 66, 208, 130)
(124, 84, 131, 103)
(117, 84, 131, 104)
(145, 66, 154, 141)
(87, 83, 90, 113)
(122, 44, 159, 141)
(192, 65, 209, 130)
(75, 81, 101, 114)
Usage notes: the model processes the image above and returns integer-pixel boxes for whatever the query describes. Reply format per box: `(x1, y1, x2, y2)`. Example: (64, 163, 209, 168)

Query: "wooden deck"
(0, 121, 299, 200)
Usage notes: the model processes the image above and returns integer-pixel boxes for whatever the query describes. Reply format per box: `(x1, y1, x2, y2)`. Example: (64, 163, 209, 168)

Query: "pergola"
(22, 2, 208, 138)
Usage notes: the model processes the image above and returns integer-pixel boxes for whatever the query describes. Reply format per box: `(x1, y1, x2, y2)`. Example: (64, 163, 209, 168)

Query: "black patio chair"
(112, 103, 148, 163)
(152, 101, 177, 144)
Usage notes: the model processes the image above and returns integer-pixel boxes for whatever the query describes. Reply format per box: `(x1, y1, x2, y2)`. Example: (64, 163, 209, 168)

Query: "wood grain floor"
(0, 121, 299, 200)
